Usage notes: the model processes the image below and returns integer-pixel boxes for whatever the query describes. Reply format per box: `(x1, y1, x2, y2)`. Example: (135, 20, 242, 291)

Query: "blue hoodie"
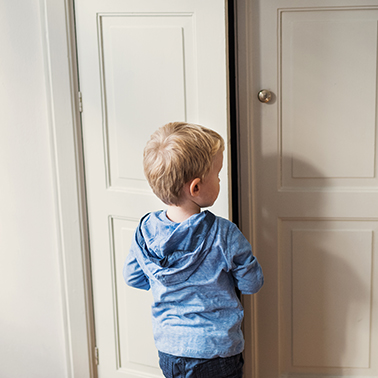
(123, 210, 264, 359)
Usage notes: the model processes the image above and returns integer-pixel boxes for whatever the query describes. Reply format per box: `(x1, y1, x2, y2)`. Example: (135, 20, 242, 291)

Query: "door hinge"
(78, 91, 83, 113)
(94, 346, 99, 365)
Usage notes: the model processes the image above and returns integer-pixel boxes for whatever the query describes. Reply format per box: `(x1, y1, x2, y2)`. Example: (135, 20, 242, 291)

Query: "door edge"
(235, 0, 258, 377)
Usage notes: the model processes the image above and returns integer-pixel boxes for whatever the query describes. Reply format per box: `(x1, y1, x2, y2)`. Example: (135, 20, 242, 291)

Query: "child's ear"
(189, 178, 201, 197)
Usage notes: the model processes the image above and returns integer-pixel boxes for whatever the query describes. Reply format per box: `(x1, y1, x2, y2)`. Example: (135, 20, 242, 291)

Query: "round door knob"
(258, 89, 272, 103)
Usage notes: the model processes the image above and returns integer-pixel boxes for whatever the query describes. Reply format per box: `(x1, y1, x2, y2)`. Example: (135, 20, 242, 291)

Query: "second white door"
(238, 1, 378, 377)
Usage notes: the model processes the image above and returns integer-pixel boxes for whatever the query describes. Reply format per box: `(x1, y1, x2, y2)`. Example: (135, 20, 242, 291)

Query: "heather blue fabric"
(158, 351, 244, 378)
(123, 210, 264, 359)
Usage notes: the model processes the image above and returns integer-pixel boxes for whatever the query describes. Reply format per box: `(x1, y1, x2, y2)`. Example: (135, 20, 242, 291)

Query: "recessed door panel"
(281, 10, 378, 189)
(280, 221, 375, 374)
(99, 14, 197, 190)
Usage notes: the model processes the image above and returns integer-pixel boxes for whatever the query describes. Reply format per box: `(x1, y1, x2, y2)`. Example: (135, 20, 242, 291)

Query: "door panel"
(237, 1, 378, 377)
(280, 221, 375, 373)
(74, 1, 230, 377)
(281, 9, 378, 187)
(112, 217, 157, 372)
(99, 14, 195, 191)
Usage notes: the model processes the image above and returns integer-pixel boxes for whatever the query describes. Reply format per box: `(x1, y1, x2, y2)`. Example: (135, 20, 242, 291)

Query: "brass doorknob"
(258, 89, 272, 103)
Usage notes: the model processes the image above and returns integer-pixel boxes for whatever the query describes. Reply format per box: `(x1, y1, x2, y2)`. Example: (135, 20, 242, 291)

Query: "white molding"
(41, 0, 95, 377)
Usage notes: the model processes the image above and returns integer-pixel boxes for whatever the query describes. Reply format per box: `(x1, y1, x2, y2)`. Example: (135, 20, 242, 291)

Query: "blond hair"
(143, 122, 224, 205)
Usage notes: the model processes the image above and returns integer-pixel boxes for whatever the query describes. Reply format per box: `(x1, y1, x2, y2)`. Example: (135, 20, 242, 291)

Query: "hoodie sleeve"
(123, 247, 150, 291)
(228, 224, 264, 295)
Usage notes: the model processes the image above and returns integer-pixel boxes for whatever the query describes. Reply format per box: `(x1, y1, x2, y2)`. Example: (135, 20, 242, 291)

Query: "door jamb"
(41, 0, 96, 377)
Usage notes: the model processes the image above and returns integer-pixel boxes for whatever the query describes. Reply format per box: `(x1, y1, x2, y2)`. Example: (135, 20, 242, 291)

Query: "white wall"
(0, 1, 68, 377)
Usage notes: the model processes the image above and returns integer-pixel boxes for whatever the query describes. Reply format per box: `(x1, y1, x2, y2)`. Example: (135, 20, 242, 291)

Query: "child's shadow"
(260, 155, 371, 372)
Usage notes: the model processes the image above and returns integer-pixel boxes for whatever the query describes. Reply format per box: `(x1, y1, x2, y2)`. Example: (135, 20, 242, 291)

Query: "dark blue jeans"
(158, 351, 244, 378)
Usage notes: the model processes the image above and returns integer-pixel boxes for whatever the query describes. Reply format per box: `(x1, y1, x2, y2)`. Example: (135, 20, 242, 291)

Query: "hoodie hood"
(134, 210, 216, 286)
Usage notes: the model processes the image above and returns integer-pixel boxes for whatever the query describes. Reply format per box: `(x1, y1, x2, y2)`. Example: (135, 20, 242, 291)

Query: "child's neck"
(166, 202, 201, 223)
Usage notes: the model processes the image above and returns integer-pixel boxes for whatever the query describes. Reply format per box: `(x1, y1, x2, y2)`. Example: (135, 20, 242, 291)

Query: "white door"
(74, 1, 230, 377)
(237, 0, 378, 377)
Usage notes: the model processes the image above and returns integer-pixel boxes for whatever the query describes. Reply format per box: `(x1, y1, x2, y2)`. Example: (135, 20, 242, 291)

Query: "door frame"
(41, 0, 96, 377)
(41, 1, 254, 377)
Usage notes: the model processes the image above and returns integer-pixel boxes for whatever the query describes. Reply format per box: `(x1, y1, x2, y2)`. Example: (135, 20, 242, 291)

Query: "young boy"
(123, 122, 264, 378)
